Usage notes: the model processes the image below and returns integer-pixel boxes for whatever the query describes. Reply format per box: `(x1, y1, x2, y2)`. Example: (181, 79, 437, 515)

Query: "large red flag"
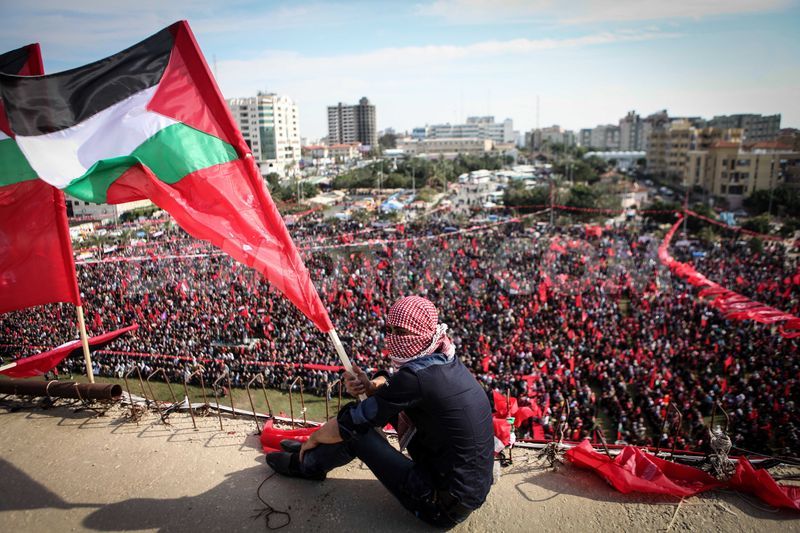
(0, 44, 80, 314)
(0, 22, 332, 331)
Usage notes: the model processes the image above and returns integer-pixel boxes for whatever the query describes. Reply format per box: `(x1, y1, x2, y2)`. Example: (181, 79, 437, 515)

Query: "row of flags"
(0, 22, 335, 375)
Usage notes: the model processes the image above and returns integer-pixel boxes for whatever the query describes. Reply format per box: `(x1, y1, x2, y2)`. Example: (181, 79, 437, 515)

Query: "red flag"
(0, 324, 138, 378)
(0, 44, 80, 314)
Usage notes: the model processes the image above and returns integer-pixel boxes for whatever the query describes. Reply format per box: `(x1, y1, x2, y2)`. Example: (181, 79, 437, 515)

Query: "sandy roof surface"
(0, 402, 798, 532)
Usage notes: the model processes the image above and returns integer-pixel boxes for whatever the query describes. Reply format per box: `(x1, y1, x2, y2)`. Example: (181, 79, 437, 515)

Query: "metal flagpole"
(76, 305, 95, 383)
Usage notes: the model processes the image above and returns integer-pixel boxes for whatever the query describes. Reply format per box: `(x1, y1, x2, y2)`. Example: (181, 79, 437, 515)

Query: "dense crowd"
(2, 211, 799, 456)
(672, 239, 800, 315)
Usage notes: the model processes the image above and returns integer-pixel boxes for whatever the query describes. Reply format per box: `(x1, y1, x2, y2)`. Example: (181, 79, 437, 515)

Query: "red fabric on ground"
(259, 419, 319, 453)
(566, 440, 722, 497)
(729, 457, 800, 511)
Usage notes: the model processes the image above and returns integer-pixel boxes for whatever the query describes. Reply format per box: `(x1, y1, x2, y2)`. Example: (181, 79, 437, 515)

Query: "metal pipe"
(595, 427, 613, 459)
(0, 379, 122, 400)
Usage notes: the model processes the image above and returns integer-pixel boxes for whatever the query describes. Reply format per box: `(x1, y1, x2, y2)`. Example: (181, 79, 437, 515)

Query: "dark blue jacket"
(337, 354, 494, 509)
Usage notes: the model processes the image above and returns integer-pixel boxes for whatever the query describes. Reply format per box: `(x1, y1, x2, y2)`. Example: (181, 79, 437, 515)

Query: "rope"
(251, 471, 291, 530)
(665, 497, 684, 531)
(707, 428, 736, 481)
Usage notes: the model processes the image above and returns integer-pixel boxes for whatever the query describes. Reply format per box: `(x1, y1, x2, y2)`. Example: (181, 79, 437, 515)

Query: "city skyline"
(1, 0, 798, 139)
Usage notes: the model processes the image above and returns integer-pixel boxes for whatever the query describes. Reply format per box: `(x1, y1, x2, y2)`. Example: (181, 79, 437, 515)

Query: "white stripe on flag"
(0, 130, 9, 141)
(15, 85, 176, 189)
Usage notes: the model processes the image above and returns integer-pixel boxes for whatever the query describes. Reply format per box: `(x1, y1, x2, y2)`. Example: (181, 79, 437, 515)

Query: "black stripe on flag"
(0, 27, 174, 136)
(0, 45, 30, 75)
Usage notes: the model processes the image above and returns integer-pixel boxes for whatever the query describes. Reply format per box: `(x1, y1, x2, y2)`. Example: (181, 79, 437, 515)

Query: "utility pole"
(768, 165, 777, 220)
(682, 186, 689, 237)
(550, 178, 555, 226)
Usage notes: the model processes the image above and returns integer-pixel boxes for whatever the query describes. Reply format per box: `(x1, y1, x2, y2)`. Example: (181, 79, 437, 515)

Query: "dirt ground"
(0, 401, 798, 532)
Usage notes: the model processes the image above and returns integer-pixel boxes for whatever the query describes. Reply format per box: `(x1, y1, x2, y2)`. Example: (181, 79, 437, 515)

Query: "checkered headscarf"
(386, 296, 455, 368)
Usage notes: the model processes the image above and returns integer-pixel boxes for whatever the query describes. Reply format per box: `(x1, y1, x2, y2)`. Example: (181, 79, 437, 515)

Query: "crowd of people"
(2, 210, 798, 457)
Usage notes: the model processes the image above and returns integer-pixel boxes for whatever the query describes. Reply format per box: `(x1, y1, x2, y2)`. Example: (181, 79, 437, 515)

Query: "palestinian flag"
(0, 21, 333, 331)
(0, 43, 81, 314)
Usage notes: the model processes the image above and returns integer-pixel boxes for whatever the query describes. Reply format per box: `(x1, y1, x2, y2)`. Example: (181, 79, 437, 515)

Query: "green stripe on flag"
(0, 137, 39, 187)
(63, 123, 239, 203)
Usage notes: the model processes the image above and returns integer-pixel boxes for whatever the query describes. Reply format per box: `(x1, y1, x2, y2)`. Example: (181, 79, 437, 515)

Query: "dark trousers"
(300, 429, 472, 529)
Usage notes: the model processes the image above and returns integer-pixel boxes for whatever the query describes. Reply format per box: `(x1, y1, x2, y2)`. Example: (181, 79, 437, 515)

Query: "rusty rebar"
(655, 402, 683, 458)
(123, 365, 148, 404)
(325, 378, 343, 420)
(211, 372, 228, 431)
(183, 365, 208, 430)
(595, 426, 613, 459)
(288, 376, 306, 429)
(710, 401, 730, 433)
(245, 373, 272, 433)
(146, 368, 178, 425)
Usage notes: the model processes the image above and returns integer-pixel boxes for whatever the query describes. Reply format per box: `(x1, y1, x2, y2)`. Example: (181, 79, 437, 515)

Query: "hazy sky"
(2, 0, 799, 140)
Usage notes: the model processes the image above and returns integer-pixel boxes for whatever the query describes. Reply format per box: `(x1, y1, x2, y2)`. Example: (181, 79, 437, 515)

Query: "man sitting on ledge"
(267, 295, 494, 528)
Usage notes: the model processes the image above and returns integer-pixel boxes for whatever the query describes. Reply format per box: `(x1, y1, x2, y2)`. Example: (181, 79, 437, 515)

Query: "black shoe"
(266, 451, 326, 481)
(280, 439, 302, 453)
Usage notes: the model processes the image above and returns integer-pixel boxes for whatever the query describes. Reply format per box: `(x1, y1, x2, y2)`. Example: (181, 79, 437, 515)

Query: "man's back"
(400, 354, 494, 509)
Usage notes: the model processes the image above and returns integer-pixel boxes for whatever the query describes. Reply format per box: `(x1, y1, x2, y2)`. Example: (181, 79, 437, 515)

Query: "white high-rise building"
(227, 92, 301, 177)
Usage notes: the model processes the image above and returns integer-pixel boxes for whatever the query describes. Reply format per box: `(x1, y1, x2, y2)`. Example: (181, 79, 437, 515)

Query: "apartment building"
(646, 119, 743, 184)
(419, 116, 515, 144)
(685, 141, 799, 207)
(327, 97, 377, 147)
(708, 114, 781, 143)
(227, 92, 301, 177)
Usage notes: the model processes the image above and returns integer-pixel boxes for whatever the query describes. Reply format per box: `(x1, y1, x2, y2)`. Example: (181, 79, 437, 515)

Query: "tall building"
(640, 110, 670, 152)
(708, 114, 781, 143)
(646, 119, 743, 185)
(527, 125, 576, 150)
(327, 97, 377, 147)
(579, 129, 592, 147)
(227, 92, 301, 177)
(588, 125, 620, 150)
(619, 111, 651, 151)
(419, 116, 514, 144)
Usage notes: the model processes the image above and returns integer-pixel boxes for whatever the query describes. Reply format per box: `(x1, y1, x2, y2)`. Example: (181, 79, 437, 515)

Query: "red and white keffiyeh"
(386, 296, 455, 368)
